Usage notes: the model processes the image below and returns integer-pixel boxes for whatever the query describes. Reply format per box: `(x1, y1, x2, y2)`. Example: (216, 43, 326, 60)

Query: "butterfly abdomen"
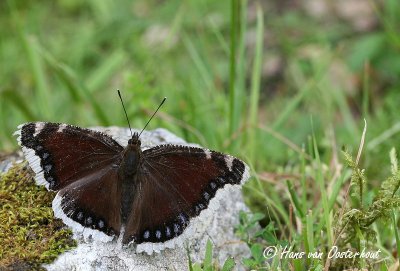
(120, 175, 137, 223)
(119, 142, 142, 223)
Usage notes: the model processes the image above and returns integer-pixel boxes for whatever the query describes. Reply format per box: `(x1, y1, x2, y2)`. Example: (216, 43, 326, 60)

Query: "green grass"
(1, 0, 400, 270)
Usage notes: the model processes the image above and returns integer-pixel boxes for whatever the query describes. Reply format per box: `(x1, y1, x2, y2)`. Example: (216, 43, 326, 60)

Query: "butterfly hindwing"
(53, 167, 122, 239)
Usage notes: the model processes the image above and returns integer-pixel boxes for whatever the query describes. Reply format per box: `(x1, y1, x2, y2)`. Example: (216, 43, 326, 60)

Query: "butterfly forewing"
(18, 122, 123, 190)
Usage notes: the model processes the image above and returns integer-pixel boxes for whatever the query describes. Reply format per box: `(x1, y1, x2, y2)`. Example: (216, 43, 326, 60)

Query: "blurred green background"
(1, 0, 400, 269)
(1, 0, 400, 179)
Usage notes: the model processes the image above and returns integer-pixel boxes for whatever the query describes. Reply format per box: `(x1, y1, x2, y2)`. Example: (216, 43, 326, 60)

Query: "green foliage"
(235, 211, 287, 269)
(336, 148, 400, 247)
(190, 239, 236, 271)
(347, 0, 400, 81)
(235, 141, 399, 270)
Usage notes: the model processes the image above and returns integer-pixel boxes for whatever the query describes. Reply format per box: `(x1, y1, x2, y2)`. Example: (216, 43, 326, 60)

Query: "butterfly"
(14, 96, 250, 254)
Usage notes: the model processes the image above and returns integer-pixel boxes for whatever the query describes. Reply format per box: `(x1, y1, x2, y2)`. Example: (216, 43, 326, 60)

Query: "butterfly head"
(128, 132, 141, 147)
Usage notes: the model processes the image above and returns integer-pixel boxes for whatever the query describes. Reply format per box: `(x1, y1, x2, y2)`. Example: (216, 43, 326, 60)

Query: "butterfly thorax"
(119, 134, 142, 223)
(119, 137, 142, 177)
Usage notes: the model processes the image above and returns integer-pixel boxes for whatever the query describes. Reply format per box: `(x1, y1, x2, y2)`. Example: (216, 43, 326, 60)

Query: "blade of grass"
(329, 88, 359, 139)
(301, 224, 311, 268)
(272, 52, 333, 131)
(292, 258, 303, 271)
(3, 89, 36, 120)
(367, 122, 400, 150)
(40, 48, 82, 103)
(221, 257, 235, 271)
(180, 83, 217, 147)
(191, 264, 202, 271)
(227, 0, 248, 151)
(24, 36, 53, 119)
(371, 0, 400, 47)
(182, 33, 214, 92)
(86, 50, 126, 93)
(8, 0, 52, 120)
(0, 99, 4, 150)
(392, 211, 400, 263)
(236, 0, 248, 121)
(356, 119, 367, 207)
(311, 119, 333, 246)
(270, 245, 282, 269)
(362, 61, 370, 119)
(245, 175, 290, 231)
(187, 243, 194, 271)
(327, 169, 351, 211)
(272, 88, 309, 131)
(247, 4, 263, 163)
(355, 226, 367, 269)
(39, 47, 110, 125)
(300, 144, 308, 216)
(257, 124, 312, 160)
(163, 2, 185, 49)
(286, 180, 305, 219)
(82, 87, 111, 125)
(51, 63, 82, 103)
(204, 239, 213, 271)
(208, 17, 230, 56)
(306, 210, 315, 254)
(228, 0, 240, 135)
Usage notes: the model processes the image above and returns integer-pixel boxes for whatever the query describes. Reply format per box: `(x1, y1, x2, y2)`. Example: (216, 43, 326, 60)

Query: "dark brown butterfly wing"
(16, 122, 124, 237)
(53, 167, 122, 238)
(123, 144, 249, 246)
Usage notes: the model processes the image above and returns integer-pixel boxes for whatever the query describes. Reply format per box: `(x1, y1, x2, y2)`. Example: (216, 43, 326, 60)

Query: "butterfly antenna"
(138, 97, 167, 138)
(117, 90, 133, 137)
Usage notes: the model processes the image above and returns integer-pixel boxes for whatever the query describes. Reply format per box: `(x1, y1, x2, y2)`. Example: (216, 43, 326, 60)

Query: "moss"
(0, 163, 76, 269)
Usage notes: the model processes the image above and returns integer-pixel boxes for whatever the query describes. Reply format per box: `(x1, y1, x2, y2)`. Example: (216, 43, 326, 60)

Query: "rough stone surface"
(12, 127, 251, 270)
(0, 153, 20, 173)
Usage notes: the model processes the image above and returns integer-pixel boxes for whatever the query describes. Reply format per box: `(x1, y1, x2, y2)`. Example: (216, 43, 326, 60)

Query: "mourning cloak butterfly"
(14, 100, 250, 254)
